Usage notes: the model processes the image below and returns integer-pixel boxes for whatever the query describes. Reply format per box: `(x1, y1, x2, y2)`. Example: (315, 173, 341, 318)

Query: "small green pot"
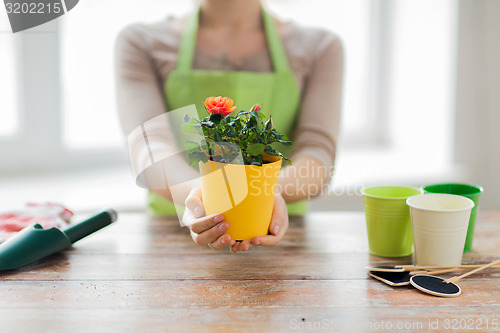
(362, 186, 421, 257)
(422, 183, 483, 253)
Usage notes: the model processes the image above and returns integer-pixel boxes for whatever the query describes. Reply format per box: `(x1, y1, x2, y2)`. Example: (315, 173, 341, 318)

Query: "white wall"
(313, 0, 500, 211)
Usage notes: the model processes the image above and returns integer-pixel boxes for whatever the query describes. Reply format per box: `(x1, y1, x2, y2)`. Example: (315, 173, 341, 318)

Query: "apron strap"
(176, 6, 291, 73)
(261, 9, 290, 73)
(176, 6, 200, 71)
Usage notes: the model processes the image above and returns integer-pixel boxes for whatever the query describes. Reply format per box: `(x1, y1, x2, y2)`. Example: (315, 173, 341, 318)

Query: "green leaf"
(188, 152, 204, 165)
(184, 141, 200, 152)
(245, 116, 257, 130)
(264, 145, 279, 155)
(279, 140, 293, 146)
(187, 156, 198, 166)
(187, 151, 209, 165)
(209, 113, 222, 123)
(246, 143, 265, 155)
(225, 127, 237, 137)
(255, 122, 263, 133)
(201, 121, 215, 128)
(265, 118, 273, 131)
(200, 139, 209, 150)
(182, 123, 198, 134)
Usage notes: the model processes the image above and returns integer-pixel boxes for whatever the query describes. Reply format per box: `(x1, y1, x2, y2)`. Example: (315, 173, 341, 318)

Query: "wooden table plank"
(1, 251, 500, 281)
(2, 307, 500, 333)
(1, 280, 500, 332)
(0, 211, 499, 332)
(2, 212, 499, 281)
(3, 279, 500, 309)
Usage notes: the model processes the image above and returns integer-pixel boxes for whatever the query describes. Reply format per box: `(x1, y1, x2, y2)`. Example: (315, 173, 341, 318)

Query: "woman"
(116, 0, 343, 252)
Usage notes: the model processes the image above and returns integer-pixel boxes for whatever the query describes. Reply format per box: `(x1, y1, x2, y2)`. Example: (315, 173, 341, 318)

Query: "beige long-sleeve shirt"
(115, 15, 343, 176)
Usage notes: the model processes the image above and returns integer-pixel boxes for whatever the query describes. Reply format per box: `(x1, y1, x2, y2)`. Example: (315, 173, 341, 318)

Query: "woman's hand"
(230, 193, 289, 253)
(183, 187, 236, 250)
(183, 187, 289, 252)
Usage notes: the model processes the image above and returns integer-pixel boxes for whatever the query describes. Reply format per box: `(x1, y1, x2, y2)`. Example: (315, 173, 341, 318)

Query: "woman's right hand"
(183, 187, 236, 250)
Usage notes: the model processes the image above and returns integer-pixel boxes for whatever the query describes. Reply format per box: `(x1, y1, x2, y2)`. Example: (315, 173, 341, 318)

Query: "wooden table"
(1, 211, 500, 332)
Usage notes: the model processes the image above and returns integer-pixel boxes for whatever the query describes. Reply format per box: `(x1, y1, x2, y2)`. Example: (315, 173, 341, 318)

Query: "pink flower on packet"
(0, 203, 73, 242)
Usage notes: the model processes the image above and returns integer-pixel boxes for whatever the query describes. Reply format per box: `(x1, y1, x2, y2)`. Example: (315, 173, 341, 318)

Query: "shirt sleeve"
(115, 24, 169, 136)
(290, 31, 344, 179)
(115, 24, 195, 192)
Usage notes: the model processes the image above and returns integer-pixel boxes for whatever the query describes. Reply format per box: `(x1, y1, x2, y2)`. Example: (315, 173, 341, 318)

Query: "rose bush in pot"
(183, 96, 291, 240)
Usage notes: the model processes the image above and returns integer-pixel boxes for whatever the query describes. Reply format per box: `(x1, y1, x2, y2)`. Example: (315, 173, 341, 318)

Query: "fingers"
(190, 217, 236, 250)
(182, 187, 210, 229)
(185, 187, 205, 218)
(208, 234, 236, 250)
(250, 194, 289, 248)
(250, 233, 282, 247)
(189, 214, 224, 234)
(231, 240, 253, 253)
(230, 242, 239, 253)
(268, 195, 285, 233)
(239, 240, 253, 251)
(249, 225, 284, 248)
(183, 185, 224, 234)
(185, 189, 289, 252)
(231, 194, 289, 252)
(192, 221, 229, 247)
(184, 186, 235, 250)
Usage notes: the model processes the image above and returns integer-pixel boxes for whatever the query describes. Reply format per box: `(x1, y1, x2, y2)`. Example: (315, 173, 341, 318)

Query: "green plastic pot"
(362, 186, 421, 257)
(422, 183, 483, 253)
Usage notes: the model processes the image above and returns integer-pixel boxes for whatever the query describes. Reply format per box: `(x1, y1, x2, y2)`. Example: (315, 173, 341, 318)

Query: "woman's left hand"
(230, 193, 289, 253)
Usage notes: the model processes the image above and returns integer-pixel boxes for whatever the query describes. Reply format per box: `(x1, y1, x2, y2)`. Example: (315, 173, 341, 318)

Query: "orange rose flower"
(203, 96, 237, 117)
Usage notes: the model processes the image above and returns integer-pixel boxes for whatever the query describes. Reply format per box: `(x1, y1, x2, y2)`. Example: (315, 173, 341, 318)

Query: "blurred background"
(0, 0, 499, 213)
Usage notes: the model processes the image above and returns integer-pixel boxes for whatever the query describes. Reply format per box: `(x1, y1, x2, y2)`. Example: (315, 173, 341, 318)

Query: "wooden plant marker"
(410, 259, 500, 297)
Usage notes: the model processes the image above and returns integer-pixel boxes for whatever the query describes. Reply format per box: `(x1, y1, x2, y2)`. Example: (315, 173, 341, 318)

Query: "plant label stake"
(410, 258, 500, 297)
(370, 268, 459, 287)
(366, 264, 500, 273)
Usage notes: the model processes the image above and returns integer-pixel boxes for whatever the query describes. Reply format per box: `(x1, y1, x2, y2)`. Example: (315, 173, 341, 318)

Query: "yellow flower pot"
(200, 156, 282, 240)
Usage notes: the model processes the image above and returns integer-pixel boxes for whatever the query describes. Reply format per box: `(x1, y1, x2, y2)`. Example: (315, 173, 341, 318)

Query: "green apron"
(148, 7, 307, 216)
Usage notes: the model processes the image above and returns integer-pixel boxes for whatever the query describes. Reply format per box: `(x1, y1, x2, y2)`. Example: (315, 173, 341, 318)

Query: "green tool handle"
(65, 209, 117, 244)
